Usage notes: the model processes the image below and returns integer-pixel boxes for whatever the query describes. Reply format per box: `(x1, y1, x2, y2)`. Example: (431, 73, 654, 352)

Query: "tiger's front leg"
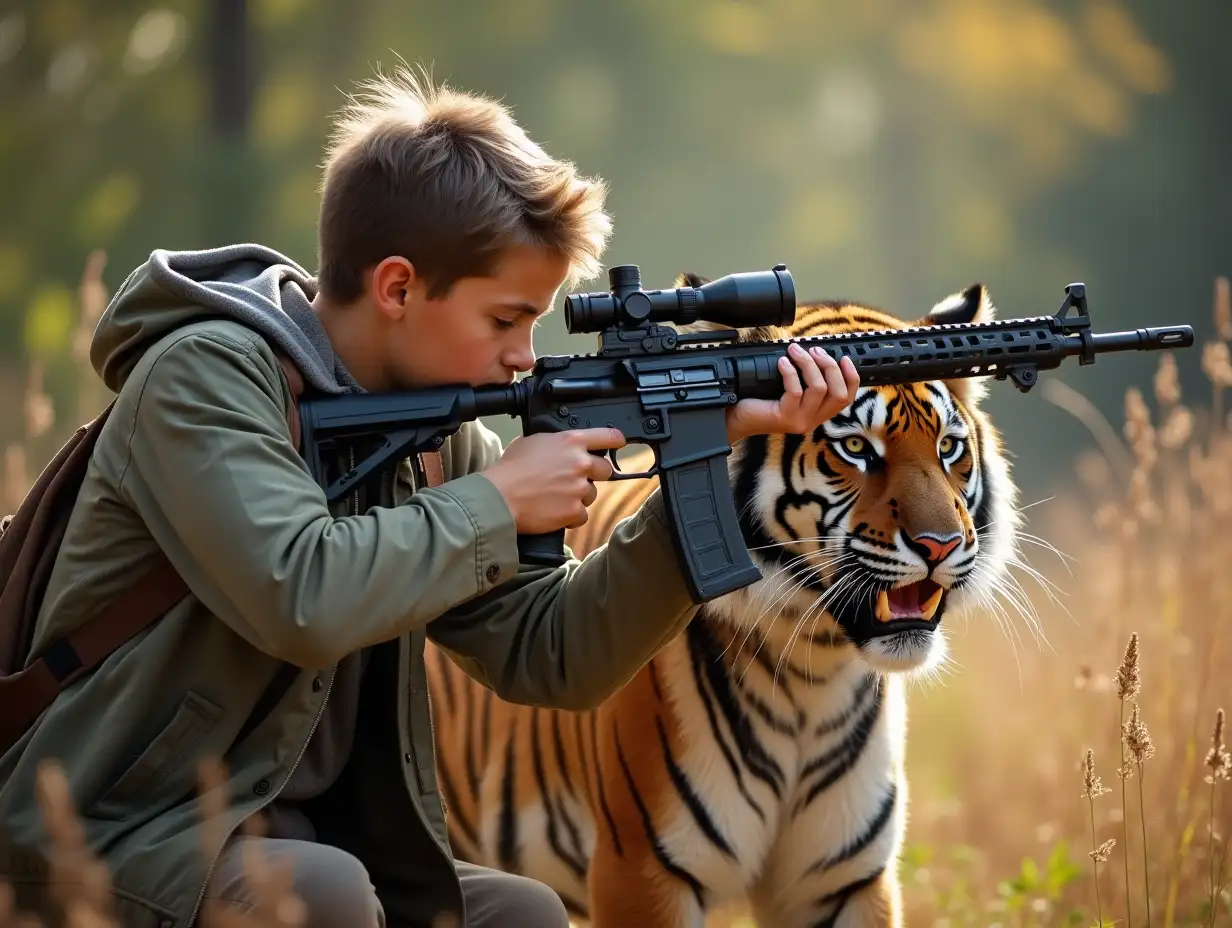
(826, 868, 902, 928)
(750, 866, 902, 928)
(581, 677, 715, 928)
(586, 833, 707, 928)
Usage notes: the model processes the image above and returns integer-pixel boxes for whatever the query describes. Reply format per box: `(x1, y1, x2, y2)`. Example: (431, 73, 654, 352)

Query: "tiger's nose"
(909, 531, 962, 566)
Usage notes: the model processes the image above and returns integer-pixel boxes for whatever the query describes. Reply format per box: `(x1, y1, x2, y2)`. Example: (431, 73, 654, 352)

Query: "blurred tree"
(200, 0, 256, 244)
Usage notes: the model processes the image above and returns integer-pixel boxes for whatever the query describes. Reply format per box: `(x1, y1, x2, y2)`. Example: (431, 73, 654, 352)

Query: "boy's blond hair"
(317, 64, 612, 302)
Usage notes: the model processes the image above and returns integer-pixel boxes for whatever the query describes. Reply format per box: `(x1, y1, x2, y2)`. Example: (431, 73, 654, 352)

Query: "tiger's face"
(680, 276, 1019, 676)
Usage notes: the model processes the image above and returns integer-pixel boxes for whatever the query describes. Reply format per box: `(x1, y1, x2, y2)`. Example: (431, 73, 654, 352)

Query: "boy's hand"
(725, 343, 861, 445)
(485, 428, 626, 534)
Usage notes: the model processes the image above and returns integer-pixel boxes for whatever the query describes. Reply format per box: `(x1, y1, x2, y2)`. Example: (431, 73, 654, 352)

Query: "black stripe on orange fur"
(613, 717, 707, 907)
(655, 713, 737, 861)
(683, 636, 767, 821)
(498, 717, 520, 871)
(592, 712, 624, 857)
(531, 707, 588, 880)
(688, 621, 785, 797)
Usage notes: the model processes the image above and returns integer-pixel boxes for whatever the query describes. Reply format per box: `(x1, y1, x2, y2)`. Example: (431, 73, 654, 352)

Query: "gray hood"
(91, 244, 362, 395)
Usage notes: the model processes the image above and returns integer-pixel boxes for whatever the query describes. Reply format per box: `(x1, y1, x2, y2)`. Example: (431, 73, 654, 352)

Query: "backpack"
(0, 355, 444, 755)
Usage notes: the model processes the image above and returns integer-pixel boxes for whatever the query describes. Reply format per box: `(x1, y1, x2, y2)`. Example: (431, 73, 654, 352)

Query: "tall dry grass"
(1, 258, 1229, 926)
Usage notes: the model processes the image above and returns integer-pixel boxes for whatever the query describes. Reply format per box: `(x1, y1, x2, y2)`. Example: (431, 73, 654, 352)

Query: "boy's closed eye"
(491, 306, 545, 331)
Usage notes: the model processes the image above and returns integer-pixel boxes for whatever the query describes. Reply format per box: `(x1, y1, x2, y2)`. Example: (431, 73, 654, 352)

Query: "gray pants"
(200, 837, 570, 928)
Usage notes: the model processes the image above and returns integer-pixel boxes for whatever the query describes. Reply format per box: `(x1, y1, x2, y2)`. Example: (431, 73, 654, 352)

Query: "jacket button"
(253, 778, 271, 796)
(404, 752, 413, 764)
(486, 564, 500, 583)
(312, 675, 323, 692)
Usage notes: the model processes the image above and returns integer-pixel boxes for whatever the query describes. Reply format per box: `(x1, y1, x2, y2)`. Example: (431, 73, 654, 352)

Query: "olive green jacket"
(0, 246, 698, 927)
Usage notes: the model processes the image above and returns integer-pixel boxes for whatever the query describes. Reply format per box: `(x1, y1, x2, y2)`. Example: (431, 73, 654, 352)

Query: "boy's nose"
(505, 344, 535, 373)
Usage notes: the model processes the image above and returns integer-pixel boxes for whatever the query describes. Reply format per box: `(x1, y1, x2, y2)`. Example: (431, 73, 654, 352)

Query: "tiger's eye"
(939, 436, 954, 455)
(843, 436, 868, 455)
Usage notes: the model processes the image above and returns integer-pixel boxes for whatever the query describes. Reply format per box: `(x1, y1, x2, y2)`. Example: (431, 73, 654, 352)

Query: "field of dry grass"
(1, 260, 1229, 927)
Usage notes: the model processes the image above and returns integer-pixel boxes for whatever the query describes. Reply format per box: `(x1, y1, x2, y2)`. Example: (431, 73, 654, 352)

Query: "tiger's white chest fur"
(650, 615, 907, 920)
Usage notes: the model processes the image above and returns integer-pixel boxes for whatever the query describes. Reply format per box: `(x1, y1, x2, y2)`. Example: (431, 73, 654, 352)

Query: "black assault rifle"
(298, 264, 1194, 604)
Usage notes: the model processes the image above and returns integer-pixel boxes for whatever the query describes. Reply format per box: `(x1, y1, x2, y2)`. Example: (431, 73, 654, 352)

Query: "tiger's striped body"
(426, 280, 1020, 927)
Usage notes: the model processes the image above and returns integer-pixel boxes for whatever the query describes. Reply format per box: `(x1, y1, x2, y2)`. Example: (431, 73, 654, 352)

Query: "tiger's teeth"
(921, 587, 944, 621)
(875, 591, 893, 623)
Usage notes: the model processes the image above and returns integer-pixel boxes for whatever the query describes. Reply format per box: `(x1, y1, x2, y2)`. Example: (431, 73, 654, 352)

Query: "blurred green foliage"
(901, 838, 1104, 927)
(2, 0, 1229, 502)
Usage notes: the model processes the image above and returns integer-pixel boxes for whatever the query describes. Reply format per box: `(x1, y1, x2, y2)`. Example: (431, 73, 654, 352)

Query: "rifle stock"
(298, 270, 1195, 604)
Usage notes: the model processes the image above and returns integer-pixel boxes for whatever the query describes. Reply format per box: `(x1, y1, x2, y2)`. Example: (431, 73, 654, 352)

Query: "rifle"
(299, 264, 1194, 604)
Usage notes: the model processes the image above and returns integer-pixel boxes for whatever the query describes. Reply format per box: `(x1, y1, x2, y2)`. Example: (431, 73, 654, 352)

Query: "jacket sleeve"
(427, 422, 700, 711)
(114, 329, 523, 669)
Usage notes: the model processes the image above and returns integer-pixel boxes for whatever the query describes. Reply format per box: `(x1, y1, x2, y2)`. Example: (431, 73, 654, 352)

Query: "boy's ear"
(370, 256, 417, 319)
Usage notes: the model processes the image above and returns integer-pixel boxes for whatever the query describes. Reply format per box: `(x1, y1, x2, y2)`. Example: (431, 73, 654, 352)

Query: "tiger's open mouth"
(873, 579, 945, 626)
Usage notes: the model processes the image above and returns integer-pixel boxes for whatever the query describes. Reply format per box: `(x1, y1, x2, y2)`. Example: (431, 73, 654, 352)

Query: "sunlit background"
(3, 1, 1230, 925)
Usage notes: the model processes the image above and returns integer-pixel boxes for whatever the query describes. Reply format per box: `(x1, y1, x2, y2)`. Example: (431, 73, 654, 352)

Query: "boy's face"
(382, 244, 570, 390)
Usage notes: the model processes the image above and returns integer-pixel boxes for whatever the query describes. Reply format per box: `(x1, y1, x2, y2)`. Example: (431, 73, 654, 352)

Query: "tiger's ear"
(921, 283, 997, 406)
(921, 283, 996, 327)
(671, 271, 788, 343)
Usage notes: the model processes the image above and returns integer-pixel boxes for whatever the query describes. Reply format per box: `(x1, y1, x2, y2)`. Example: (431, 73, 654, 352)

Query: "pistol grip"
(517, 529, 569, 568)
(661, 453, 763, 603)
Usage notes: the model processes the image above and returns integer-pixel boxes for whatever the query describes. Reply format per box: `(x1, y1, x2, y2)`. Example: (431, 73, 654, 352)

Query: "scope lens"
(563, 294, 582, 332)
(564, 292, 619, 333)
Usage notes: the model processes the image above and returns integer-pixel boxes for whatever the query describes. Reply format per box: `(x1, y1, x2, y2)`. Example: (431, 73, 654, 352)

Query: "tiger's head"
(675, 273, 1020, 676)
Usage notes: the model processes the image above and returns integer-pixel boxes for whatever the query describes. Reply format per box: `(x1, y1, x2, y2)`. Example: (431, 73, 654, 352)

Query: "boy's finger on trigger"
(586, 453, 615, 482)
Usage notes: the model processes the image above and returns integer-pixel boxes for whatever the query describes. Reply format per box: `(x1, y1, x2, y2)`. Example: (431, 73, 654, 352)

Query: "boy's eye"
(493, 316, 518, 331)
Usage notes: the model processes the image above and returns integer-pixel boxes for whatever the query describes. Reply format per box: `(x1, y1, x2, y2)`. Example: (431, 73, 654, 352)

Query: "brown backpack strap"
(0, 557, 188, 751)
(275, 354, 305, 450)
(419, 451, 445, 489)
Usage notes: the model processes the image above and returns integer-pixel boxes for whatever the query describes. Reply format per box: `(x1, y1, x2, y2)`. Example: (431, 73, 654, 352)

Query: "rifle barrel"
(1079, 326, 1194, 355)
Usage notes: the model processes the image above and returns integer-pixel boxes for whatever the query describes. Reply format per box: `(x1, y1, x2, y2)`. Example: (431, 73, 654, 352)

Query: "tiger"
(423, 275, 1022, 928)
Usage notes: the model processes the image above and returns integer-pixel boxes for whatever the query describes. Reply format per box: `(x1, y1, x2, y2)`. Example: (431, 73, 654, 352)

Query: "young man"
(0, 68, 859, 927)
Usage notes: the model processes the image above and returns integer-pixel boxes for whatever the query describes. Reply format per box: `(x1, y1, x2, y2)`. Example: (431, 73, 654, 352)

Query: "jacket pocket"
(89, 690, 225, 820)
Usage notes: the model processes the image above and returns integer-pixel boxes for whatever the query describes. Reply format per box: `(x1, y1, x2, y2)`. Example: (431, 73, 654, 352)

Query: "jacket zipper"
(188, 447, 359, 925)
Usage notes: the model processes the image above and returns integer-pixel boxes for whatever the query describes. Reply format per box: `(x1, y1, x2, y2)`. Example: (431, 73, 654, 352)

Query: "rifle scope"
(563, 264, 796, 334)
